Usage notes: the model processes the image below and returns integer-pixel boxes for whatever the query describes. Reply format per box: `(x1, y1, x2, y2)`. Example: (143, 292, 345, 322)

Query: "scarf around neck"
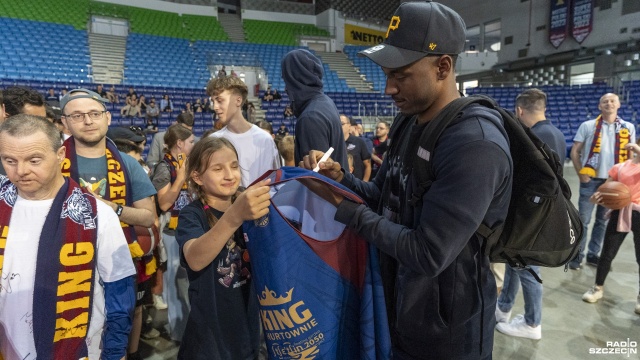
(580, 115, 631, 177)
(61, 137, 146, 259)
(0, 176, 98, 360)
(163, 153, 190, 230)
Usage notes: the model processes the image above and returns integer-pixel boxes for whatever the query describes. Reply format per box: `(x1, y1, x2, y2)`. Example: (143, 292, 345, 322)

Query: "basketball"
(596, 181, 631, 210)
(135, 224, 160, 257)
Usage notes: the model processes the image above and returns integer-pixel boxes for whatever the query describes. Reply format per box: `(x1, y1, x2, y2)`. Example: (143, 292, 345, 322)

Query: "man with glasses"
(371, 120, 389, 178)
(60, 88, 157, 360)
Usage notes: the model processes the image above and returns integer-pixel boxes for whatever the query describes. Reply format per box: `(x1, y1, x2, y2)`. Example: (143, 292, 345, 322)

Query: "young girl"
(582, 141, 640, 315)
(176, 136, 271, 359)
(150, 124, 196, 341)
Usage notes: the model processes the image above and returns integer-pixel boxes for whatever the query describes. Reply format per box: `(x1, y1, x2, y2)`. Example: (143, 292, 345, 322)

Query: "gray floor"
(140, 164, 640, 359)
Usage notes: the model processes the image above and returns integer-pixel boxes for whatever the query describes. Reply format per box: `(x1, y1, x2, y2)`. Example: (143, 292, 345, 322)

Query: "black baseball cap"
(358, 1, 466, 69)
(107, 126, 145, 143)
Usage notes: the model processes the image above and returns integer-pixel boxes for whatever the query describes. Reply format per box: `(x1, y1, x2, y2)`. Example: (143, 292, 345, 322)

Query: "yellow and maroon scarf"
(61, 137, 156, 281)
(0, 176, 98, 360)
(163, 153, 190, 230)
(580, 115, 631, 177)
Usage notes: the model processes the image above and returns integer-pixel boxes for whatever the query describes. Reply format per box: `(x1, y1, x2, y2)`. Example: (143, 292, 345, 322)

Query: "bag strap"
(408, 95, 493, 206)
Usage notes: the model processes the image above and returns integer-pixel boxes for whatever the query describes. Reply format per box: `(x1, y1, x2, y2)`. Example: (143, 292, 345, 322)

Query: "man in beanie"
(301, 2, 512, 358)
(281, 49, 348, 170)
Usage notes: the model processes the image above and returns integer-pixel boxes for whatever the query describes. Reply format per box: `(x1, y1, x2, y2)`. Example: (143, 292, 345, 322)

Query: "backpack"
(406, 94, 583, 283)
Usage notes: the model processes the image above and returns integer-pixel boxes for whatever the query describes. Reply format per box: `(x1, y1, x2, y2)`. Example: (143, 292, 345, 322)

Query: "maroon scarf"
(580, 115, 631, 177)
(0, 176, 98, 359)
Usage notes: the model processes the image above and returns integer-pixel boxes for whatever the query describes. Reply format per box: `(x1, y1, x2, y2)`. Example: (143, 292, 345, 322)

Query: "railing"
(357, 100, 397, 118)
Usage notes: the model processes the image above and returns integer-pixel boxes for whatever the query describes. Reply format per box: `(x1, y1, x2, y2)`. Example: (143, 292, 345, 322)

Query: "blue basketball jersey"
(243, 167, 391, 360)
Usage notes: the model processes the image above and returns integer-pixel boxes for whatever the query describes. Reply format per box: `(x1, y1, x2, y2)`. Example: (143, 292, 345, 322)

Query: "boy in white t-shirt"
(0, 114, 136, 360)
(207, 76, 281, 187)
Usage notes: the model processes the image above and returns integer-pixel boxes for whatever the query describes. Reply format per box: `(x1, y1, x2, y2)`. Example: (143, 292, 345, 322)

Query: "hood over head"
(281, 49, 324, 116)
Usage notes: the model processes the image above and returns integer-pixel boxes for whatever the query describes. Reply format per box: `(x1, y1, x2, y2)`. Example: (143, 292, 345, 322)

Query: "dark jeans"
(595, 210, 640, 287)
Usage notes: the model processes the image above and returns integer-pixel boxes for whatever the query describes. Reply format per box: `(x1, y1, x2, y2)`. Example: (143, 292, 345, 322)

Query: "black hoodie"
(281, 49, 348, 169)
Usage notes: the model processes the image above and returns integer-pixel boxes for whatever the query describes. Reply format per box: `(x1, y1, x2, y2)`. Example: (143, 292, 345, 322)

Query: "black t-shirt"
(175, 200, 260, 360)
(345, 135, 371, 180)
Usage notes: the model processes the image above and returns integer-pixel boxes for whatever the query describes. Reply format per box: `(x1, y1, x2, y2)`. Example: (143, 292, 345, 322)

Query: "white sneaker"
(635, 294, 640, 315)
(495, 305, 511, 323)
(496, 314, 542, 340)
(153, 294, 168, 310)
(582, 285, 604, 303)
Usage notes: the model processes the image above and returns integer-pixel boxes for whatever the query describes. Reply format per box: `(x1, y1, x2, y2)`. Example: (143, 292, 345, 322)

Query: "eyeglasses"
(63, 111, 106, 123)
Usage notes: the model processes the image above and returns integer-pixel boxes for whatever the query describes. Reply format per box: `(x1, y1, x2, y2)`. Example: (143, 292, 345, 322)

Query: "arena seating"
(0, 18, 91, 83)
(1, 2, 636, 160)
(0, 0, 87, 29)
(193, 41, 350, 92)
(124, 34, 209, 89)
(243, 19, 330, 45)
(259, 90, 394, 125)
(344, 45, 386, 92)
(467, 83, 639, 156)
(89, 2, 228, 41)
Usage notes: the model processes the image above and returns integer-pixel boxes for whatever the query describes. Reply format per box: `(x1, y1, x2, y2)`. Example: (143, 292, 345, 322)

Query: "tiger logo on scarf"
(61, 188, 97, 230)
(0, 178, 17, 207)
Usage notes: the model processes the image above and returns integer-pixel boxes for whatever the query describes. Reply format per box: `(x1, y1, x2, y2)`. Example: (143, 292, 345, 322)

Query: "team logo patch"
(174, 191, 191, 211)
(386, 16, 400, 38)
(61, 188, 97, 230)
(254, 214, 269, 227)
(429, 43, 437, 51)
(0, 179, 17, 207)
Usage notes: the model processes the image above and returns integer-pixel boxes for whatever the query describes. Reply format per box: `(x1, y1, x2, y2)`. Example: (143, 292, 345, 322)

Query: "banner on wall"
(344, 23, 385, 46)
(549, 0, 570, 48)
(571, 0, 593, 44)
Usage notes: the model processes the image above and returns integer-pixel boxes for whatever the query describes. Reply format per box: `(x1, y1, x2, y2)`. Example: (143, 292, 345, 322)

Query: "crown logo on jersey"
(258, 286, 293, 306)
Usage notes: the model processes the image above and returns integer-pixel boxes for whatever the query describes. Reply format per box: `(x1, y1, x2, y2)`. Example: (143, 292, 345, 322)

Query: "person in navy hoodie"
(281, 49, 348, 170)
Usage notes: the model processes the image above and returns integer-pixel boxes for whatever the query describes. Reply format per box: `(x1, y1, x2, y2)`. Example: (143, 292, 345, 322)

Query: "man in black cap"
(302, 2, 512, 359)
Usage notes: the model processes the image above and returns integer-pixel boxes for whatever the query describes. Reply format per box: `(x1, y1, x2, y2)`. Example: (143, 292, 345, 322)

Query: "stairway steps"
(218, 13, 245, 43)
(89, 32, 127, 84)
(315, 51, 376, 93)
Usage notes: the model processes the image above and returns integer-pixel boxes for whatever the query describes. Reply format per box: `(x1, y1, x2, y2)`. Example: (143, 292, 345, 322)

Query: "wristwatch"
(115, 204, 124, 217)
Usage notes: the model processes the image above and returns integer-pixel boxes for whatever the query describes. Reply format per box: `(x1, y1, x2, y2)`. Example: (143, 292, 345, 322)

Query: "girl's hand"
(590, 191, 602, 205)
(230, 178, 272, 222)
(176, 156, 188, 184)
(624, 142, 640, 154)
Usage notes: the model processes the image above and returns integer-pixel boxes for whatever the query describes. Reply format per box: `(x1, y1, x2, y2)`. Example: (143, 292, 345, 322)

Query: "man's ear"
(57, 146, 66, 164)
(436, 55, 454, 80)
